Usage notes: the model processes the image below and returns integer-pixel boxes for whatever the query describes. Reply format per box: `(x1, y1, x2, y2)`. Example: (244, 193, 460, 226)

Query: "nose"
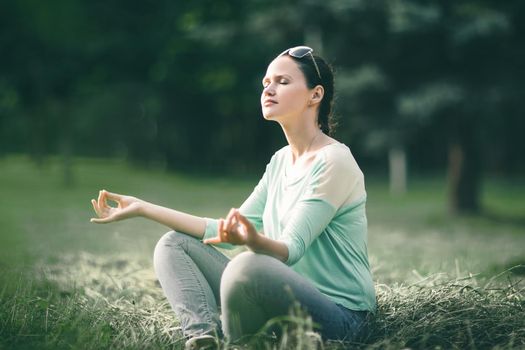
(262, 84, 275, 96)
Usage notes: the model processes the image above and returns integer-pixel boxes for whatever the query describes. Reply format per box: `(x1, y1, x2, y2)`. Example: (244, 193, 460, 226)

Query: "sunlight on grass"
(2, 253, 521, 349)
(1, 156, 524, 349)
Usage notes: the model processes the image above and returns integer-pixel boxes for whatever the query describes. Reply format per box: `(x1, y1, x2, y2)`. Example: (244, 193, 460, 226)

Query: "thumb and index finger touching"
(98, 189, 122, 202)
(93, 189, 123, 206)
(234, 210, 250, 227)
(204, 209, 251, 245)
(90, 189, 123, 223)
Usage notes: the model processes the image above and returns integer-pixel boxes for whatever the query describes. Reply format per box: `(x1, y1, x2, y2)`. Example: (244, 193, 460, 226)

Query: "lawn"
(0, 155, 524, 349)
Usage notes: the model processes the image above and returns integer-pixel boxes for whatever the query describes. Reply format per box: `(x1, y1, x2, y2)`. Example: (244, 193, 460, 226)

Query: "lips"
(263, 99, 278, 106)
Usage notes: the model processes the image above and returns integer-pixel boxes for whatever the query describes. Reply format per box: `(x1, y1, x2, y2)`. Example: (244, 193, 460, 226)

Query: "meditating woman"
(91, 46, 376, 349)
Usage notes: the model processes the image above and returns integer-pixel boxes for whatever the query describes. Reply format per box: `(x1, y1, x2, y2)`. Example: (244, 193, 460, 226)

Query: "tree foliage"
(1, 0, 523, 211)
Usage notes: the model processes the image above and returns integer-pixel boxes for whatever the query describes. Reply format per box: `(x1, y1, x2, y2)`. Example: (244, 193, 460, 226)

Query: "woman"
(91, 46, 376, 348)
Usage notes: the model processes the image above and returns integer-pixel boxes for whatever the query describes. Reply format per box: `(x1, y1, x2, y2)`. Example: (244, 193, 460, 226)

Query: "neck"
(282, 123, 323, 163)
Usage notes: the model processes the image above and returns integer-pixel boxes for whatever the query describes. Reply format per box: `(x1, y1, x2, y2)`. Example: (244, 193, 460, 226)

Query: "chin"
(262, 111, 274, 120)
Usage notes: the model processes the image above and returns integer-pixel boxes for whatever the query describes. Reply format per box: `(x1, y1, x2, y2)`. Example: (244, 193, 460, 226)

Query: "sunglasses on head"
(279, 46, 322, 80)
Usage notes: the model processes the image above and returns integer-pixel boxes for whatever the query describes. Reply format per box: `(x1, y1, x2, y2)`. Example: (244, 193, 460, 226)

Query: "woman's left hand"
(204, 208, 258, 246)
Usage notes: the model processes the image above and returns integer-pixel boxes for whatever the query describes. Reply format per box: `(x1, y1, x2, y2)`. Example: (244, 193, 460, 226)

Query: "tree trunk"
(447, 125, 481, 214)
(389, 146, 407, 196)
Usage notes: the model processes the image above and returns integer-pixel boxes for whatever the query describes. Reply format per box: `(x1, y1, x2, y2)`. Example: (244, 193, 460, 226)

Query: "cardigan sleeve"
(279, 151, 363, 265)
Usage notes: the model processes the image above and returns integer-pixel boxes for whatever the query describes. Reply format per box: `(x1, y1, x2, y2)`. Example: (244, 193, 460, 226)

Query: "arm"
(205, 150, 361, 264)
(248, 232, 289, 262)
(90, 190, 206, 239)
(140, 201, 206, 238)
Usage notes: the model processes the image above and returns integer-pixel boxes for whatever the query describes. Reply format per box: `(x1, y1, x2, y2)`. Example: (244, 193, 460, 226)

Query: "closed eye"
(262, 75, 292, 88)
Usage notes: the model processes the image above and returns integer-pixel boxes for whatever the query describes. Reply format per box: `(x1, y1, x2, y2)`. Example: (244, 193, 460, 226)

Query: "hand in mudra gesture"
(204, 208, 258, 246)
(90, 190, 143, 223)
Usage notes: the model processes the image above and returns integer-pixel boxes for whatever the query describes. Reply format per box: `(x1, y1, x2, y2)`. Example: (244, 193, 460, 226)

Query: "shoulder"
(308, 143, 366, 207)
(316, 143, 363, 178)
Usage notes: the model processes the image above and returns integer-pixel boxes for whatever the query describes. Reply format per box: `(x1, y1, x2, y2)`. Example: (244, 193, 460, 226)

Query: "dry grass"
(1, 156, 524, 349)
(1, 252, 522, 349)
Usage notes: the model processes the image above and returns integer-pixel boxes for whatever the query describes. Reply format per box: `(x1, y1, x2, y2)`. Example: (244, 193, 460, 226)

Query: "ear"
(309, 85, 324, 106)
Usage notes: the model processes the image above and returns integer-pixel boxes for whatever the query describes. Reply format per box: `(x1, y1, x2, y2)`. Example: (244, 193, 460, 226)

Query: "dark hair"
(289, 54, 337, 136)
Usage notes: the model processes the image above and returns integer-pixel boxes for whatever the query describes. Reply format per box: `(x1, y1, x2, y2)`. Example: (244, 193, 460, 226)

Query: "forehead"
(264, 56, 304, 79)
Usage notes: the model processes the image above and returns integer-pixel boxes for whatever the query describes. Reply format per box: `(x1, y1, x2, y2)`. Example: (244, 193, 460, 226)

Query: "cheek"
(285, 89, 308, 107)
(286, 84, 307, 97)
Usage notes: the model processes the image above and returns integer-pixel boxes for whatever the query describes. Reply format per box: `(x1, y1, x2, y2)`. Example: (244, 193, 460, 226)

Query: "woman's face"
(260, 56, 312, 121)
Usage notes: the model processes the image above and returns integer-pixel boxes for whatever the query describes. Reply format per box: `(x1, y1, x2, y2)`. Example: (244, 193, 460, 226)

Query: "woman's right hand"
(90, 190, 144, 224)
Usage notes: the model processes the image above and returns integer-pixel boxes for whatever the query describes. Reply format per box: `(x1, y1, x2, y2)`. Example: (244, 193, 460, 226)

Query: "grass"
(0, 155, 524, 349)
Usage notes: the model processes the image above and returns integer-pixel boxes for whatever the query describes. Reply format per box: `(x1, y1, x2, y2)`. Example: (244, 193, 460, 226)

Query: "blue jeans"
(153, 231, 368, 342)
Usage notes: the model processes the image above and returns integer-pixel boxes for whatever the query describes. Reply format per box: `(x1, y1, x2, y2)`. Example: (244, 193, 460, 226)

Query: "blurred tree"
(0, 0, 523, 214)
(384, 0, 522, 214)
(0, 0, 93, 185)
(320, 0, 524, 214)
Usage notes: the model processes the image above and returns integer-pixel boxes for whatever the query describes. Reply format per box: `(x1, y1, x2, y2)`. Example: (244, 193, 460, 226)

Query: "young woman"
(91, 46, 376, 349)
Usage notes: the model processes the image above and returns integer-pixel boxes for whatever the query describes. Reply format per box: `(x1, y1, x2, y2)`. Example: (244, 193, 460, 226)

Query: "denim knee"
(220, 252, 270, 338)
(221, 252, 270, 300)
(223, 251, 264, 278)
(153, 231, 191, 272)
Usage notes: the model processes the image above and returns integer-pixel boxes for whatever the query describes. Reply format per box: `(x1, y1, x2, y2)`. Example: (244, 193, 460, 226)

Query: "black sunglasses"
(279, 46, 322, 80)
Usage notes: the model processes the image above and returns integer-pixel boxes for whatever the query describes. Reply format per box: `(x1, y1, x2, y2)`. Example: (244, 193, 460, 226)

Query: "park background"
(1, 0, 524, 349)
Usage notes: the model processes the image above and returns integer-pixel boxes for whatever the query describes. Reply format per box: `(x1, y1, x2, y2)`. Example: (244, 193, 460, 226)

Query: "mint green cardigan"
(204, 143, 376, 312)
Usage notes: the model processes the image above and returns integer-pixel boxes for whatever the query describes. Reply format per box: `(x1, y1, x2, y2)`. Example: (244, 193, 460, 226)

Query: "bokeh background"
(1, 0, 524, 212)
(1, 1, 525, 348)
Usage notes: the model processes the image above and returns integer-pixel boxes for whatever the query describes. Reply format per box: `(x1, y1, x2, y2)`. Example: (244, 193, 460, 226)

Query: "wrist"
(245, 234, 288, 262)
(136, 200, 149, 217)
(246, 231, 262, 251)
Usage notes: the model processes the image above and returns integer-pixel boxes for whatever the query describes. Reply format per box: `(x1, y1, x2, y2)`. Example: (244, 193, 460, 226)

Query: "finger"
(218, 219, 227, 239)
(218, 218, 224, 233)
(104, 190, 123, 202)
(232, 210, 244, 225)
(91, 199, 101, 216)
(235, 211, 250, 225)
(221, 229, 229, 241)
(97, 190, 103, 206)
(92, 207, 123, 223)
(98, 190, 108, 210)
(204, 237, 222, 245)
(230, 217, 241, 234)
(225, 208, 237, 231)
(90, 216, 112, 224)
(235, 212, 252, 232)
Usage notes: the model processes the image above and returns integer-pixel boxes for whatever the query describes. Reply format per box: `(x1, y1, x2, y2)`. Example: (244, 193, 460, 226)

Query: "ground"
(1, 155, 523, 349)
